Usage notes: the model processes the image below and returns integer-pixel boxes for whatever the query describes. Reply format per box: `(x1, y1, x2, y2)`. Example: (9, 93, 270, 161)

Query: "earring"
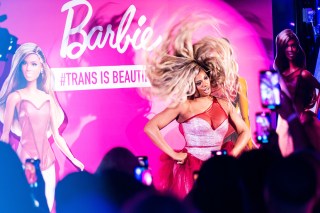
(40, 69, 44, 74)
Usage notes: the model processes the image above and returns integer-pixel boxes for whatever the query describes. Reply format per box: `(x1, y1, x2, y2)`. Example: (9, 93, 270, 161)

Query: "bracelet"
(287, 113, 298, 123)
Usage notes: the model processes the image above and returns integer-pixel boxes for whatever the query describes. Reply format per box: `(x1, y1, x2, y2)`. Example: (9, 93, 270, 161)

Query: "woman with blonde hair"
(144, 16, 251, 198)
(0, 43, 84, 211)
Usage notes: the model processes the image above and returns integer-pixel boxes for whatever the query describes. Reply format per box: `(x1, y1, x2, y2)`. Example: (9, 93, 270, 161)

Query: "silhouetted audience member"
(95, 146, 139, 177)
(257, 129, 282, 157)
(97, 168, 154, 210)
(0, 141, 39, 212)
(264, 151, 320, 213)
(55, 171, 116, 213)
(238, 149, 281, 213)
(185, 155, 245, 213)
(94, 146, 154, 209)
(122, 191, 197, 213)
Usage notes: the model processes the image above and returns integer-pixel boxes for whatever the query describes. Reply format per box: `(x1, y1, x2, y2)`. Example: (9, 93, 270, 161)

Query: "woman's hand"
(71, 158, 85, 171)
(172, 151, 187, 164)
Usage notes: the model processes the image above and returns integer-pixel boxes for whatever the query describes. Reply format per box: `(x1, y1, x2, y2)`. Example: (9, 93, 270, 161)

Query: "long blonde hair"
(0, 43, 64, 136)
(145, 14, 239, 106)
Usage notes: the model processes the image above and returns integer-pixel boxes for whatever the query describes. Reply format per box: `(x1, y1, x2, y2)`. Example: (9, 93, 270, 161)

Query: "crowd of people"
(0, 12, 320, 213)
(1, 142, 320, 213)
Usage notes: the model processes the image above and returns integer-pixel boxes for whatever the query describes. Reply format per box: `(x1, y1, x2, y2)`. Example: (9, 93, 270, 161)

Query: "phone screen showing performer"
(211, 149, 228, 157)
(255, 112, 271, 144)
(134, 156, 153, 186)
(24, 158, 39, 188)
(259, 70, 281, 109)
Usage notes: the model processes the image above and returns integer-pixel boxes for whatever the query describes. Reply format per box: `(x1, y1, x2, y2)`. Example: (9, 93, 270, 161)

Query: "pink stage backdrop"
(0, 0, 272, 185)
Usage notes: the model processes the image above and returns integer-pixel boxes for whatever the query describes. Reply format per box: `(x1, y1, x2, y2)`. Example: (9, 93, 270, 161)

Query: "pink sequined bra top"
(179, 98, 234, 161)
(17, 91, 55, 170)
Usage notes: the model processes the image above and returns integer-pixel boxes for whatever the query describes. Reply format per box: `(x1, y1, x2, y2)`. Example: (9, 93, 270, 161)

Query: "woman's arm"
(221, 100, 251, 157)
(302, 70, 320, 89)
(0, 92, 20, 143)
(49, 97, 84, 171)
(144, 102, 188, 163)
(302, 70, 320, 114)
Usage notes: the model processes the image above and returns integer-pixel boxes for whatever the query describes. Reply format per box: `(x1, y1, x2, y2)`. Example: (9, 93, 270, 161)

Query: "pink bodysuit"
(179, 98, 233, 161)
(17, 98, 55, 171)
(158, 98, 235, 198)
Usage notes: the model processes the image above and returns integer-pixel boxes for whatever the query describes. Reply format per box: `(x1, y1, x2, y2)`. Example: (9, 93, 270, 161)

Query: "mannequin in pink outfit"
(0, 43, 84, 211)
(274, 29, 320, 156)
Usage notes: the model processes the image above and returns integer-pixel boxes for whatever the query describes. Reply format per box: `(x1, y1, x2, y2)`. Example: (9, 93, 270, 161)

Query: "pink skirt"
(157, 151, 203, 199)
(157, 142, 234, 199)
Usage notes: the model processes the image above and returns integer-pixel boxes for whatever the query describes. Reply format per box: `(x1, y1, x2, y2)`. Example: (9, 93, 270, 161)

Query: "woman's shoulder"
(176, 99, 191, 112)
(301, 69, 313, 78)
(175, 100, 193, 122)
(215, 97, 233, 113)
(215, 97, 228, 106)
(4, 91, 21, 107)
(7, 91, 21, 101)
(164, 100, 190, 115)
(300, 69, 319, 84)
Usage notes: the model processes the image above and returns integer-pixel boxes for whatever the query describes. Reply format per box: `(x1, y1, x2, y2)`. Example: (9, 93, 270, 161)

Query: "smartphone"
(137, 156, 148, 168)
(24, 158, 40, 188)
(211, 149, 228, 157)
(259, 70, 281, 109)
(134, 156, 153, 186)
(255, 112, 271, 144)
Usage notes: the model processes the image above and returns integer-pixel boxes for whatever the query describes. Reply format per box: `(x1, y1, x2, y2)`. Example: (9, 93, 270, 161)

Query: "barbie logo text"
(60, 0, 162, 59)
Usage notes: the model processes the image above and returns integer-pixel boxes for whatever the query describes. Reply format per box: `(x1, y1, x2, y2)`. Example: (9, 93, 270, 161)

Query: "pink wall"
(0, 0, 272, 185)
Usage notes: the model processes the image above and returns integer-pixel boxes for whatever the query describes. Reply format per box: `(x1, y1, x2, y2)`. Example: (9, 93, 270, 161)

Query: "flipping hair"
(0, 43, 64, 136)
(273, 29, 306, 73)
(145, 14, 239, 105)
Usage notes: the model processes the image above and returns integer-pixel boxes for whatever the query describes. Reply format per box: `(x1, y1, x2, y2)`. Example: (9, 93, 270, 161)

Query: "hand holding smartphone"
(134, 156, 153, 186)
(24, 158, 40, 187)
(211, 149, 228, 157)
(255, 112, 271, 144)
